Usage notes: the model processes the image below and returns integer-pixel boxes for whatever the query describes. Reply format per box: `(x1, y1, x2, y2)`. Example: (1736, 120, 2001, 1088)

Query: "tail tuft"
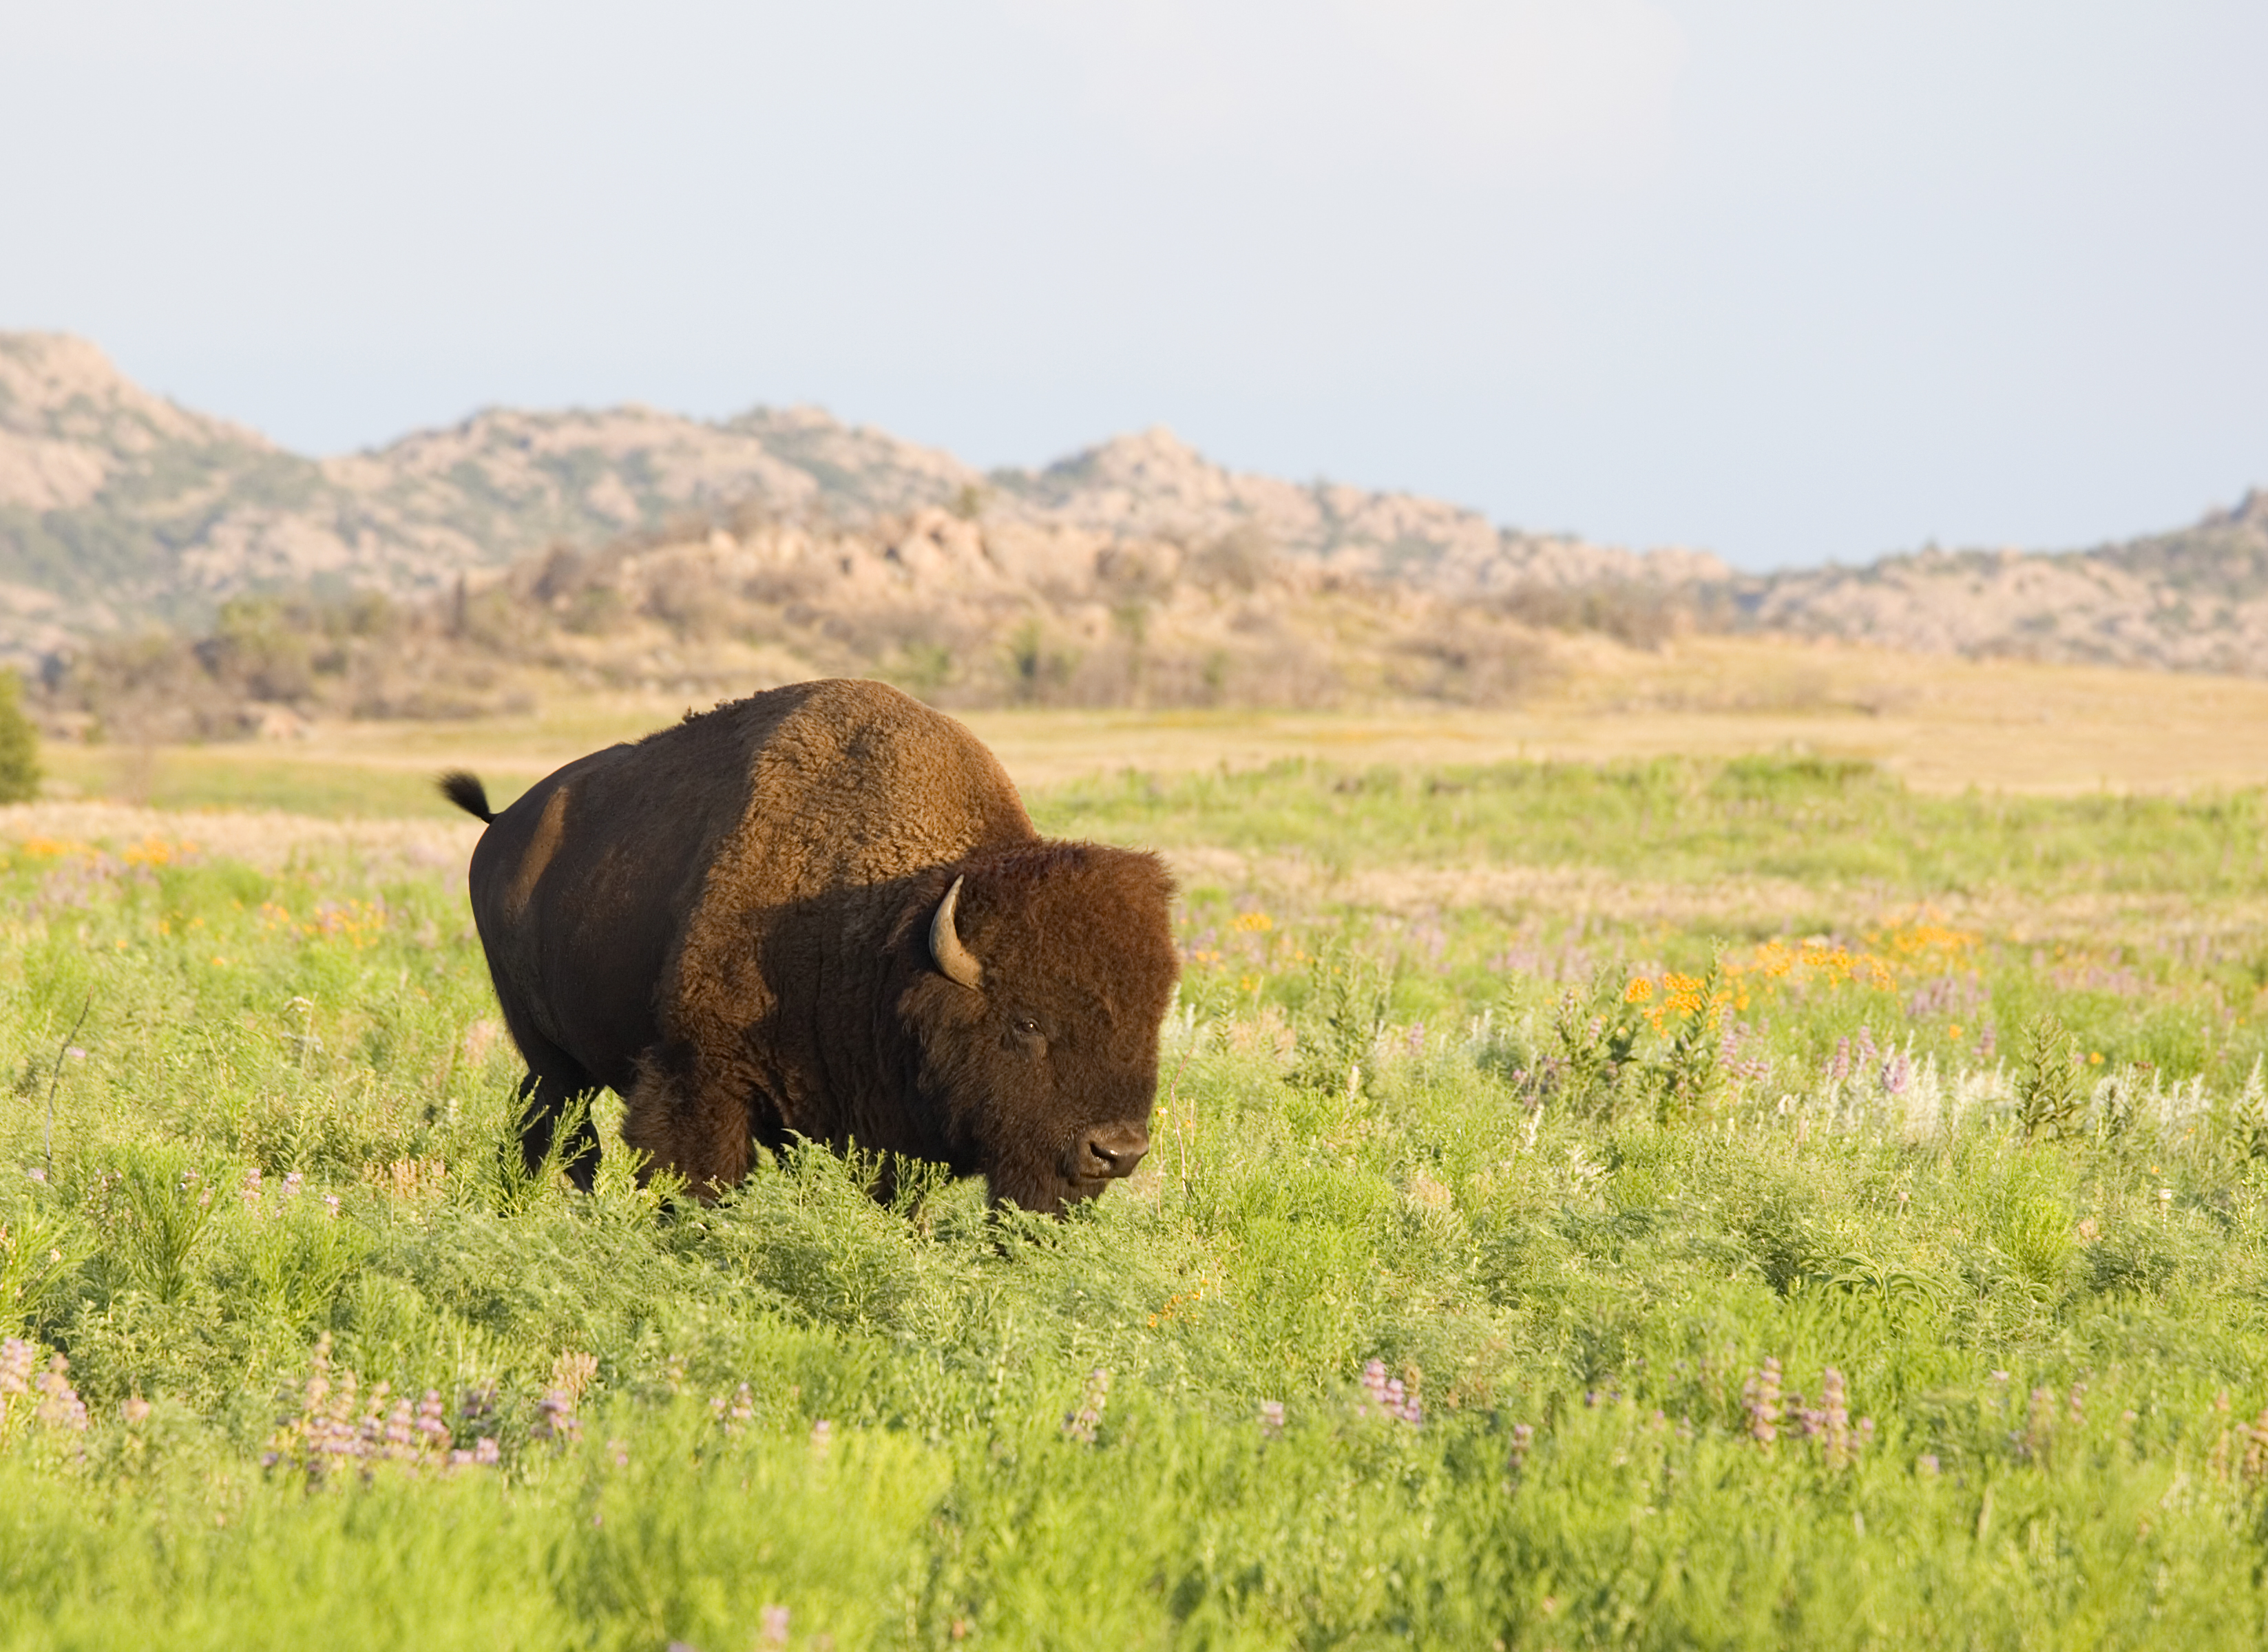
(439, 771, 494, 823)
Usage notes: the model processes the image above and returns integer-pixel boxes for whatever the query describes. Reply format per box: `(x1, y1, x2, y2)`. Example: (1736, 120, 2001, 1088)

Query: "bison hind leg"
(513, 1065, 603, 1194)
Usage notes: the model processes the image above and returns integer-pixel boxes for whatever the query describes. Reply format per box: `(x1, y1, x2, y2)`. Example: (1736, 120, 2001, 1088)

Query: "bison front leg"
(619, 1049, 756, 1202)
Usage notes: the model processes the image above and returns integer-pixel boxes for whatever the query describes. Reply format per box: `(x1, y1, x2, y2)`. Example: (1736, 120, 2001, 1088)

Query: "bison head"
(894, 842, 1179, 1213)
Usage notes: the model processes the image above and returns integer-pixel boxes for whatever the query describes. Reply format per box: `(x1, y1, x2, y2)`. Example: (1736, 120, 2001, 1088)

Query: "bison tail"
(438, 770, 494, 823)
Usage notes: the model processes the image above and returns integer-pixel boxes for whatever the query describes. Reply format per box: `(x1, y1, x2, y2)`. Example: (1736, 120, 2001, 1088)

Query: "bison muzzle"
(440, 679, 1178, 1212)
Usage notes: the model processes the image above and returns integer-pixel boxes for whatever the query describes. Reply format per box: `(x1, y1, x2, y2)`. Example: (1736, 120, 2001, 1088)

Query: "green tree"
(0, 668, 40, 803)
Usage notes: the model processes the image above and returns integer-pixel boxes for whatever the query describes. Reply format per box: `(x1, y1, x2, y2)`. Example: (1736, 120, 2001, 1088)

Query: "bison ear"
(929, 874, 984, 991)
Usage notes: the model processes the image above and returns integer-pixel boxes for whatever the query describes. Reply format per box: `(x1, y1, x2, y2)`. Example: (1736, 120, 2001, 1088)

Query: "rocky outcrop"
(0, 333, 1706, 666)
(1739, 491, 2268, 674)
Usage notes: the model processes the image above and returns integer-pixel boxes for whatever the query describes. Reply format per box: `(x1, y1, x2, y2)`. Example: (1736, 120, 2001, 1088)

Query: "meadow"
(4, 713, 2268, 1647)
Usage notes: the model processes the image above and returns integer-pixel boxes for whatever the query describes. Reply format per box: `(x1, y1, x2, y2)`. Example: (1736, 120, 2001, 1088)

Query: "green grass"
(39, 746, 545, 818)
(4, 757, 2268, 1648)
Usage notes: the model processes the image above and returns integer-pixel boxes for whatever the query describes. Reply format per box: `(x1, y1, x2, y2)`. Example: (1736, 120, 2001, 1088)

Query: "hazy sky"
(4, 1, 2264, 569)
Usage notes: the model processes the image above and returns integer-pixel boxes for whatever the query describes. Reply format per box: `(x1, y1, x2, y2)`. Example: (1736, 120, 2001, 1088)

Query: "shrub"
(0, 668, 39, 802)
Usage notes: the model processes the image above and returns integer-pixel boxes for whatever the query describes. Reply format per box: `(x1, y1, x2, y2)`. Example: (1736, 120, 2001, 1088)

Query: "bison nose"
(1079, 1123, 1150, 1180)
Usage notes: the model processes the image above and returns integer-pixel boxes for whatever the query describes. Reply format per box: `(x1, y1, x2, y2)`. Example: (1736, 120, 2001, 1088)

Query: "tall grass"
(3, 759, 2267, 1648)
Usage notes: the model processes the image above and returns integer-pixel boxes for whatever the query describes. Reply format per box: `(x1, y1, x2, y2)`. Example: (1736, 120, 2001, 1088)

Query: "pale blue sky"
(3, 1, 2263, 569)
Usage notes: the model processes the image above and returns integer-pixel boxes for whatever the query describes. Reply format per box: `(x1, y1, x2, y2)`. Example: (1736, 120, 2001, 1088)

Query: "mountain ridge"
(0, 331, 1699, 664)
(5, 330, 2266, 679)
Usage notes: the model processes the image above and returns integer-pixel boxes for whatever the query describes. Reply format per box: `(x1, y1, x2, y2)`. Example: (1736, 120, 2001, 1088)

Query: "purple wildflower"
(1258, 1399, 1285, 1439)
(534, 1390, 581, 1445)
(1361, 1359, 1389, 1412)
(760, 1605, 790, 1647)
(1820, 1368, 1853, 1468)
(1062, 1369, 1111, 1443)
(1742, 1357, 1783, 1448)
(35, 1353, 88, 1431)
(1509, 1422, 1535, 1477)
(1830, 1037, 1851, 1082)
(1358, 1359, 1422, 1426)
(0, 1337, 33, 1396)
(415, 1390, 452, 1454)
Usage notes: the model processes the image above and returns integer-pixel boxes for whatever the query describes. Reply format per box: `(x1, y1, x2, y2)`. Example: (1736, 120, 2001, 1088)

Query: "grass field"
(6, 658, 2268, 1648)
(37, 636, 2268, 810)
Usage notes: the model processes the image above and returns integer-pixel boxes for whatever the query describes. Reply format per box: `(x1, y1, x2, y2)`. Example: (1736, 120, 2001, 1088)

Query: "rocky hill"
(0, 331, 1701, 666)
(8, 329, 2265, 686)
(1731, 492, 2268, 674)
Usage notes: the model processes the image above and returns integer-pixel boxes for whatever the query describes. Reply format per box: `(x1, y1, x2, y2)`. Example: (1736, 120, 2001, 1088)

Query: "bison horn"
(930, 875, 983, 991)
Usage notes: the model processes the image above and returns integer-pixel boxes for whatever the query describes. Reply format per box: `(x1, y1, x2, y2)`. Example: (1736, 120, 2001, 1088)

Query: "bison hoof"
(1077, 1123, 1151, 1180)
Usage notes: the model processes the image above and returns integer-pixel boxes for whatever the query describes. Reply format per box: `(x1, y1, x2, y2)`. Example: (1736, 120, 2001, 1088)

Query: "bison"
(439, 678, 1179, 1211)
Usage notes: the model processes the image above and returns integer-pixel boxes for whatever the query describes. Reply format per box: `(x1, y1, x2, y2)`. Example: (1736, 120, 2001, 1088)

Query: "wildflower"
(1, 1337, 36, 1396)
(1916, 1453, 1940, 1475)
(760, 1605, 791, 1646)
(382, 1396, 418, 1458)
(34, 1354, 87, 1431)
(1820, 1368, 1854, 1469)
(240, 1167, 263, 1209)
(1063, 1368, 1111, 1443)
(415, 1390, 452, 1454)
(121, 1396, 152, 1426)
(810, 1418, 832, 1455)
(1258, 1399, 1285, 1439)
(551, 1351, 599, 1406)
(322, 1193, 341, 1218)
(281, 1171, 304, 1203)
(1829, 1037, 1850, 1082)
(1358, 1359, 1422, 1426)
(1854, 1026, 1878, 1070)
(1625, 977, 1655, 1004)
(1509, 1422, 1535, 1477)
(713, 1381, 755, 1433)
(1880, 1051, 1910, 1095)
(1742, 1357, 1783, 1448)
(534, 1390, 582, 1445)
(2088, 1051, 2104, 1066)
(1977, 1025, 1997, 1061)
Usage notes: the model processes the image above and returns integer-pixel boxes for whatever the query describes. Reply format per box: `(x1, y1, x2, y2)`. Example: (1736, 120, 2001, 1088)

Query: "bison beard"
(441, 679, 1179, 1213)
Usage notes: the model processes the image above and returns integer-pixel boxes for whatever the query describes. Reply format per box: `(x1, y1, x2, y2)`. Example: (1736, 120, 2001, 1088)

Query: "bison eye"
(1011, 1015, 1047, 1052)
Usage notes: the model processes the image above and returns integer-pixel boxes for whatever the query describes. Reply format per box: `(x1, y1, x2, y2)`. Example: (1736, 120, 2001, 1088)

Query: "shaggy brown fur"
(443, 678, 1179, 1210)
